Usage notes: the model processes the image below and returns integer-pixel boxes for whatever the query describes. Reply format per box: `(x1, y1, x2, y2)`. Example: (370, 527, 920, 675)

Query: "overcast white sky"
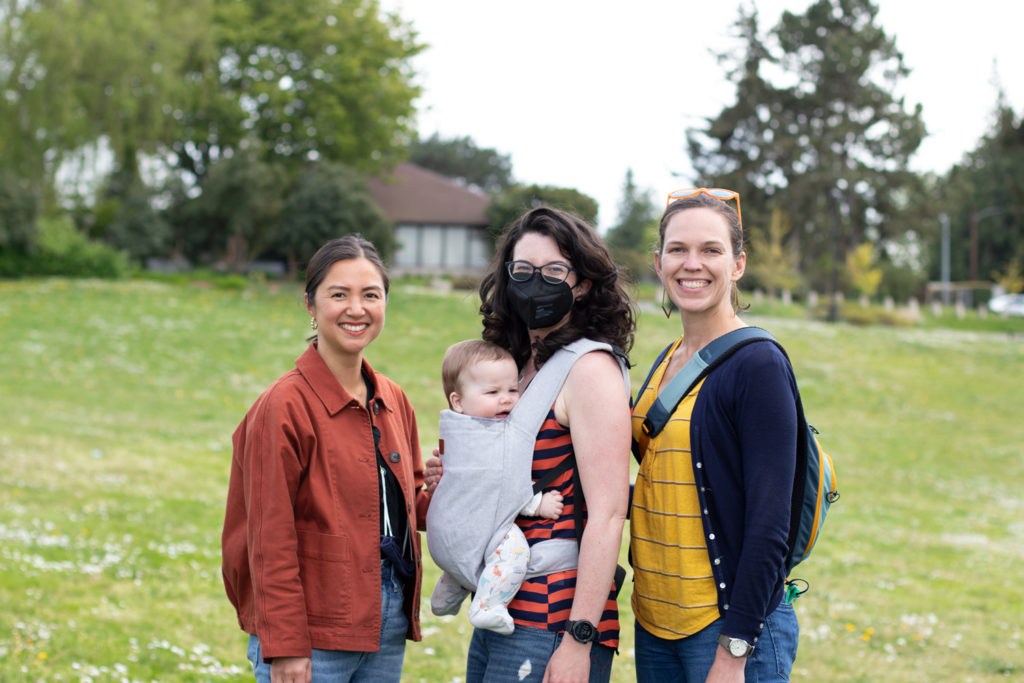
(382, 0, 1023, 231)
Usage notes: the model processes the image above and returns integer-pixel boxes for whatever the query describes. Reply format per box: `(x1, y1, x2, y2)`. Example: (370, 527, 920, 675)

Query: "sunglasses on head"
(665, 187, 742, 228)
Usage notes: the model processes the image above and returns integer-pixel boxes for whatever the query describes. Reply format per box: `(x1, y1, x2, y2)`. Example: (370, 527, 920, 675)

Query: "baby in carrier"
(428, 340, 564, 634)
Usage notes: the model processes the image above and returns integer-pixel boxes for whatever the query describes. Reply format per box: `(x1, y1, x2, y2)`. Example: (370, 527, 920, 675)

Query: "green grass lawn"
(1, 278, 1022, 681)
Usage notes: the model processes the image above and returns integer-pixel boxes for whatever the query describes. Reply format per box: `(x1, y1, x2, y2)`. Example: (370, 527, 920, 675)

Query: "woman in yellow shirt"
(630, 189, 800, 682)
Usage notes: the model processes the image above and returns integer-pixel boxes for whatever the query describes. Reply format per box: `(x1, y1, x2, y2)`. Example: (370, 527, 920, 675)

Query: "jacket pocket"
(297, 529, 352, 624)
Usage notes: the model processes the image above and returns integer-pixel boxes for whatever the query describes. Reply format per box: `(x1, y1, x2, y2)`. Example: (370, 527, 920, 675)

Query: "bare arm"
(544, 351, 630, 682)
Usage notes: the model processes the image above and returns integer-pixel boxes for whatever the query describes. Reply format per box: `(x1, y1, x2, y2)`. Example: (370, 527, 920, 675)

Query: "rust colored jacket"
(222, 344, 430, 660)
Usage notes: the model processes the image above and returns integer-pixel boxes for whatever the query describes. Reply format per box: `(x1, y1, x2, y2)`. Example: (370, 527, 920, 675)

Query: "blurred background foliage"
(0, 0, 1020, 307)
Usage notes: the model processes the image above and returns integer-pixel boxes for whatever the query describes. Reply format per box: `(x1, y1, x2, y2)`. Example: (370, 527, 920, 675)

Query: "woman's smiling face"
(306, 257, 387, 360)
(655, 207, 745, 318)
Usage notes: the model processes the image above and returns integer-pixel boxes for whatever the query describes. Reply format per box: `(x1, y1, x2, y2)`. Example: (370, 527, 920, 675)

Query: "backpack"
(631, 327, 839, 595)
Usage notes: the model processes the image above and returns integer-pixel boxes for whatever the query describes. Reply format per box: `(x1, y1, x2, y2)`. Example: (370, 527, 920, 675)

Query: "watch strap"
(717, 633, 755, 657)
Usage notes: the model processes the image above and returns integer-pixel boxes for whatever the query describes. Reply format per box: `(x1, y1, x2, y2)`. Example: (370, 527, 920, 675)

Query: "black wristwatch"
(717, 633, 755, 658)
(565, 619, 599, 644)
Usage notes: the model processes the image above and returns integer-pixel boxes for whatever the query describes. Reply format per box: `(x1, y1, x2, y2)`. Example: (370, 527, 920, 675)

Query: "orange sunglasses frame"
(665, 187, 742, 228)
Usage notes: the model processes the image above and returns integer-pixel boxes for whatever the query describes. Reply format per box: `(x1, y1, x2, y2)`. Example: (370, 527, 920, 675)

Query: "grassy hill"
(1, 277, 1022, 681)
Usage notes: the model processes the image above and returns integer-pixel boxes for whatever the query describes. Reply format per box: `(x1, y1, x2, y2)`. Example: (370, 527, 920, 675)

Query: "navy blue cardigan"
(688, 340, 798, 644)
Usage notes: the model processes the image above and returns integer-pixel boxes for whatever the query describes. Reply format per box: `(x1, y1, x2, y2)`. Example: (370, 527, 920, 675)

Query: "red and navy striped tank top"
(507, 408, 620, 647)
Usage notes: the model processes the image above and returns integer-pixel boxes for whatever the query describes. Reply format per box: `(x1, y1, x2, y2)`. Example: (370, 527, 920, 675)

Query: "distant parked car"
(987, 293, 1024, 317)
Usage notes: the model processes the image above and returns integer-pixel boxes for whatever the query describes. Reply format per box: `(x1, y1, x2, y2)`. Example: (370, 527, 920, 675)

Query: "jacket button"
(389, 451, 401, 463)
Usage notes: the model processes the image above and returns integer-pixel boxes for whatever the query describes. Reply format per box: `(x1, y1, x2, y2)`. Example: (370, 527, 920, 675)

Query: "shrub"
(0, 171, 39, 252)
(0, 216, 128, 278)
(810, 300, 914, 327)
(213, 274, 249, 291)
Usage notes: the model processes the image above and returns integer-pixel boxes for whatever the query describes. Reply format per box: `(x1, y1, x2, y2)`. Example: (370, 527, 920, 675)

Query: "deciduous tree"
(409, 133, 513, 193)
(486, 185, 598, 241)
(277, 163, 393, 278)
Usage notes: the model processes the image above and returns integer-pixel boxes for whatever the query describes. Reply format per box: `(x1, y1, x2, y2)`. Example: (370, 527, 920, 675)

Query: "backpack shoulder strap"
(630, 339, 675, 462)
(640, 327, 778, 440)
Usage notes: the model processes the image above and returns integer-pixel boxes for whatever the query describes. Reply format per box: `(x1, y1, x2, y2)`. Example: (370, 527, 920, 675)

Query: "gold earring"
(310, 317, 318, 330)
(660, 288, 675, 318)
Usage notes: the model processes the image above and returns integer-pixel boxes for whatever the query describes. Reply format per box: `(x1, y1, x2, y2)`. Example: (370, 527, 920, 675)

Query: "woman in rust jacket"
(222, 236, 432, 683)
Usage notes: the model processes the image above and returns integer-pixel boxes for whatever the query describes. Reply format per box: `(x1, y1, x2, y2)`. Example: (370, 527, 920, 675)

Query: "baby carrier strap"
(509, 337, 630, 444)
(517, 338, 630, 496)
(516, 338, 631, 594)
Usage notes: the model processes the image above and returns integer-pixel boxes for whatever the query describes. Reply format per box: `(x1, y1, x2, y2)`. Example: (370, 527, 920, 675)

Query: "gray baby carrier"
(426, 338, 630, 592)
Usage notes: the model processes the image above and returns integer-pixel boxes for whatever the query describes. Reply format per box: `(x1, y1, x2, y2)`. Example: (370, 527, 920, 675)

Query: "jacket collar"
(295, 343, 393, 417)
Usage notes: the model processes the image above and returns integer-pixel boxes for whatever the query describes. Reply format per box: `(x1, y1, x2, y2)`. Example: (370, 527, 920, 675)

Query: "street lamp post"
(940, 213, 950, 306)
(827, 188, 842, 323)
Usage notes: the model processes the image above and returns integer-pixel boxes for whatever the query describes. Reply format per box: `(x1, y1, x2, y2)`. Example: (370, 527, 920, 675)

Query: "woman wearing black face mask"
(425, 207, 636, 682)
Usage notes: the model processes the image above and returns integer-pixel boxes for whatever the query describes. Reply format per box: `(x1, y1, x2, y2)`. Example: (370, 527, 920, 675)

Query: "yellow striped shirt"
(630, 337, 719, 639)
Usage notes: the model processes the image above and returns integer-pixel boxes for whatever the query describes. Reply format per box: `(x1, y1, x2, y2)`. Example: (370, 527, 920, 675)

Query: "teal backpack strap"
(640, 327, 777, 441)
(630, 340, 674, 463)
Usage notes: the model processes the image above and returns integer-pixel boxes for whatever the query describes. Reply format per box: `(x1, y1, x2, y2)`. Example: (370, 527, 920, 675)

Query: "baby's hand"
(537, 492, 564, 520)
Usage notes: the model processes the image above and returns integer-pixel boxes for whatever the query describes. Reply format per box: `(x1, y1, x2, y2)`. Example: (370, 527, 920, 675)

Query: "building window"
(393, 223, 489, 271)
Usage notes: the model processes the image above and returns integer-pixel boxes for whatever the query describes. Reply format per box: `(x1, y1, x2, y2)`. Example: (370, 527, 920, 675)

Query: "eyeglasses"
(665, 187, 742, 228)
(506, 260, 576, 284)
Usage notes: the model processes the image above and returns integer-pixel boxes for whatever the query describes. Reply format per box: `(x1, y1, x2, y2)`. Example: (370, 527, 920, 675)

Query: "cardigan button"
(389, 451, 401, 463)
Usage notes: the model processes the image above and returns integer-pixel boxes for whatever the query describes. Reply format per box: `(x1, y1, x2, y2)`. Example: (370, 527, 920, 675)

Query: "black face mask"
(507, 273, 575, 329)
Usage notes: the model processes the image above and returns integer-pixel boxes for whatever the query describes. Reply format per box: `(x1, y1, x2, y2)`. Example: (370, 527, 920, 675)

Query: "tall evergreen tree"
(605, 169, 657, 282)
(606, 169, 656, 251)
(688, 0, 925, 292)
(936, 94, 1023, 286)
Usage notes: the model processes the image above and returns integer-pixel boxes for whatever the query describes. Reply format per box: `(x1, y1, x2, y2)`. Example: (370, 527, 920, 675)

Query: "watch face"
(571, 620, 596, 642)
(728, 639, 749, 657)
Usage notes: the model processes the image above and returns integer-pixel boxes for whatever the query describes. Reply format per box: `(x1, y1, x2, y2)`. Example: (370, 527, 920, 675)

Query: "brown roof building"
(368, 163, 492, 275)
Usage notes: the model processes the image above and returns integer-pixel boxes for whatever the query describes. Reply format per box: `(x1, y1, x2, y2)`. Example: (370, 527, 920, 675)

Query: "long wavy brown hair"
(479, 207, 636, 369)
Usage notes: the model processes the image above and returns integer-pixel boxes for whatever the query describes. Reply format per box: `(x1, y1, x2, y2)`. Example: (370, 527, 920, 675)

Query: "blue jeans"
(247, 560, 408, 682)
(466, 623, 615, 683)
(634, 601, 799, 683)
